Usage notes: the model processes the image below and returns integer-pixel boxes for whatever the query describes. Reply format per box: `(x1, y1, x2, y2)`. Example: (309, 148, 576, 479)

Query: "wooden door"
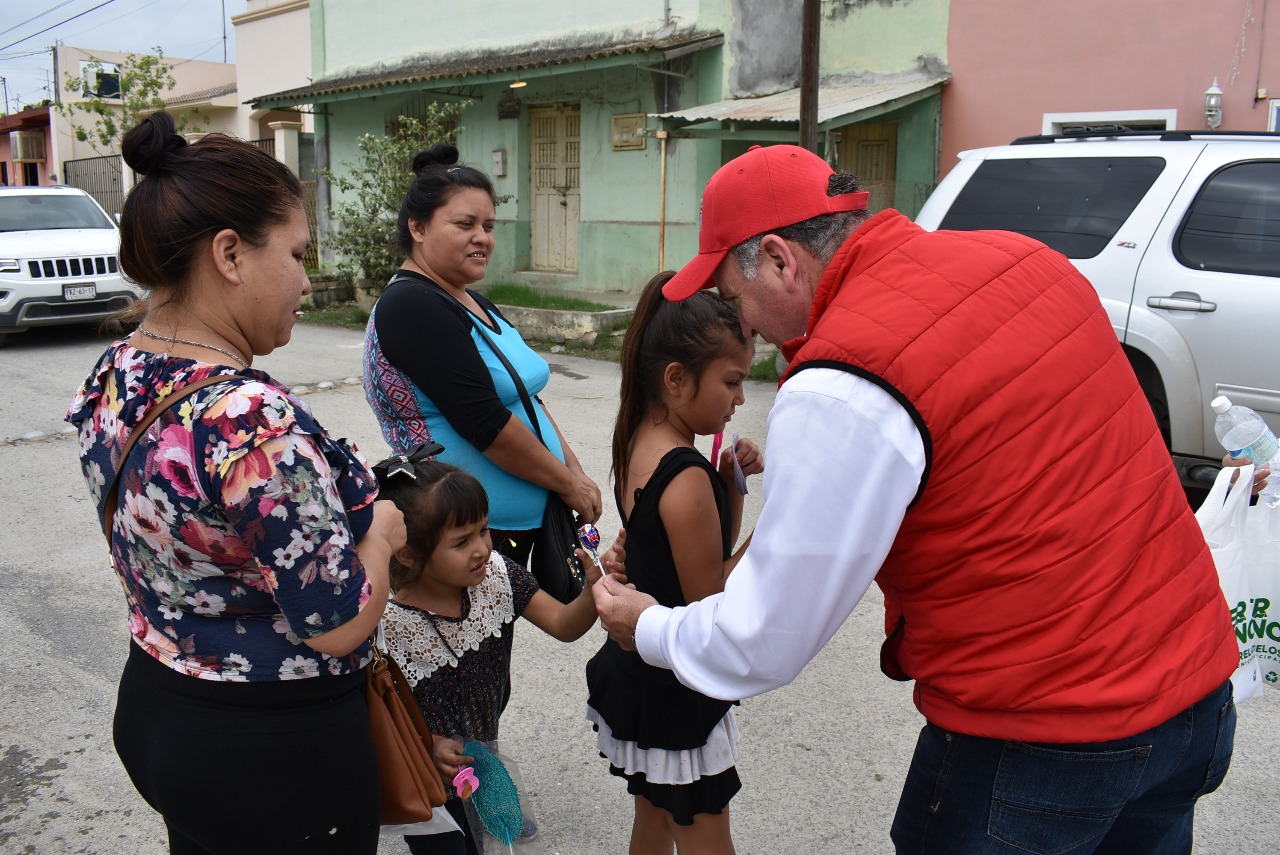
(836, 122, 898, 212)
(531, 105, 580, 271)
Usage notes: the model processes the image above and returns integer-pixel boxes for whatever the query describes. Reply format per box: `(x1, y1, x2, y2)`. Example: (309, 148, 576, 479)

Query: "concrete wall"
(821, 0, 949, 77)
(942, 0, 1280, 175)
(727, 0, 801, 97)
(720, 0, 948, 97)
(313, 0, 704, 80)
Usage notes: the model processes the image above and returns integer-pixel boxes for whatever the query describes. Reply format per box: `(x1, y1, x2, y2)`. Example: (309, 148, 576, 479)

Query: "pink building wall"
(942, 0, 1280, 176)
(0, 107, 55, 186)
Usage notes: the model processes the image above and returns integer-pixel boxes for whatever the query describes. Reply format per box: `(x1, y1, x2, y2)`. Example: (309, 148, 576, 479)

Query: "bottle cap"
(1211, 395, 1232, 414)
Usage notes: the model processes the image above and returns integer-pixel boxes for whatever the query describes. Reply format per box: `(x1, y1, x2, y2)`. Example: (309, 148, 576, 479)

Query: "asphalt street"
(1, 322, 1277, 854)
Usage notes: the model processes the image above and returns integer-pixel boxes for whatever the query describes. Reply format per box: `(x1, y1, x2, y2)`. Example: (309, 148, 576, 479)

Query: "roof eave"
(653, 74, 950, 139)
(250, 32, 724, 109)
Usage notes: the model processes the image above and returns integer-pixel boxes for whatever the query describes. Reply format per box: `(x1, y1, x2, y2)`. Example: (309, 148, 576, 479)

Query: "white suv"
(0, 185, 143, 346)
(915, 129, 1280, 488)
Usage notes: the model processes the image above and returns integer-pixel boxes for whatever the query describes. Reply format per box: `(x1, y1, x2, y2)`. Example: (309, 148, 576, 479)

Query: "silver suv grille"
(27, 256, 119, 279)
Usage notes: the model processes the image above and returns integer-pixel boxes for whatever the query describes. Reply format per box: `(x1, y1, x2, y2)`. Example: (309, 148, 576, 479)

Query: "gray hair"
(729, 173, 870, 280)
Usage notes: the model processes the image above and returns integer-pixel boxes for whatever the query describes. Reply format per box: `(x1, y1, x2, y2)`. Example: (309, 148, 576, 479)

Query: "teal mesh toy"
(463, 739, 524, 849)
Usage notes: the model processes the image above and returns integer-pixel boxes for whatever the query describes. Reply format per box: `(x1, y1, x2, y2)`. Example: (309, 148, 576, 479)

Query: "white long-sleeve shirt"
(635, 367, 927, 701)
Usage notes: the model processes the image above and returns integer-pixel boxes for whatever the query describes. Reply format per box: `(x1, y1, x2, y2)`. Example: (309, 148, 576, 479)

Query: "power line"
(0, 0, 79, 39)
(0, 0, 118, 53)
(0, 48, 55, 60)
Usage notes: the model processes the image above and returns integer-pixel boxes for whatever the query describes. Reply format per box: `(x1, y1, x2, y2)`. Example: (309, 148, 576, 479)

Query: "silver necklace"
(135, 325, 249, 369)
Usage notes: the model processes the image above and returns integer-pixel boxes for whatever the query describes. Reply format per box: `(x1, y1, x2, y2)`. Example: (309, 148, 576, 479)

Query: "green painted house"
(254, 0, 950, 294)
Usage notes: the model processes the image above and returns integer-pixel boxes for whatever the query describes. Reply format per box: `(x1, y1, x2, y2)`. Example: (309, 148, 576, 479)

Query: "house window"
(1269, 99, 1280, 132)
(22, 163, 39, 186)
(1042, 109, 1177, 134)
(0, 162, 7, 186)
(78, 60, 121, 99)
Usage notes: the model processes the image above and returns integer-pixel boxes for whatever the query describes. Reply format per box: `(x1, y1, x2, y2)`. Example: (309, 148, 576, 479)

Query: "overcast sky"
(0, 0, 248, 114)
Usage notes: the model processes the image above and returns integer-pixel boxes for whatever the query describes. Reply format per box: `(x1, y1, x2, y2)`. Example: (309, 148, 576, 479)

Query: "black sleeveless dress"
(585, 447, 742, 825)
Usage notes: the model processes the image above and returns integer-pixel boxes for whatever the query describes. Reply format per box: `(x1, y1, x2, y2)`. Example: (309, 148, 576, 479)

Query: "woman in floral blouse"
(67, 112, 405, 855)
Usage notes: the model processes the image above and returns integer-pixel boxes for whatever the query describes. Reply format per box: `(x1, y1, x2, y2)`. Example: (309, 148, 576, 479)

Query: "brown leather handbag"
(365, 642, 448, 823)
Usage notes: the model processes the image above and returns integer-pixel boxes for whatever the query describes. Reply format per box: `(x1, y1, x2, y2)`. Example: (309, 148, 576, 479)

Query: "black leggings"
(114, 643, 380, 855)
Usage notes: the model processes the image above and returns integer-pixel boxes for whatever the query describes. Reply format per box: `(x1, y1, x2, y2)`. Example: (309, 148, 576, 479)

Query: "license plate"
(64, 283, 97, 301)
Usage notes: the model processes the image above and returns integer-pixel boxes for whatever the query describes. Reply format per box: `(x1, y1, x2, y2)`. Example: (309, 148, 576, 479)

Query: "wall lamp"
(1204, 77, 1223, 129)
(509, 78, 528, 89)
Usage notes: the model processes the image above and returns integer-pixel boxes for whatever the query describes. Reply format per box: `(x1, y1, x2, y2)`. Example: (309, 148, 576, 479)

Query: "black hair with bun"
(118, 112, 303, 304)
(395, 142, 497, 254)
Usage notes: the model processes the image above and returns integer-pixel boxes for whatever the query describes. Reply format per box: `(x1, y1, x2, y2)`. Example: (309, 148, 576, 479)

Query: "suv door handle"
(1147, 292, 1217, 313)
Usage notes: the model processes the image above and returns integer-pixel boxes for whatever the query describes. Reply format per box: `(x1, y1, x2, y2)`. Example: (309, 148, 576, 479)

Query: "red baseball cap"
(662, 144, 869, 301)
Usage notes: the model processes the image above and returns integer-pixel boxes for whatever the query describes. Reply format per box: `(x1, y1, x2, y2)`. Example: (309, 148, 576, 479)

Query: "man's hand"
(1222, 454, 1270, 496)
(592, 574, 657, 652)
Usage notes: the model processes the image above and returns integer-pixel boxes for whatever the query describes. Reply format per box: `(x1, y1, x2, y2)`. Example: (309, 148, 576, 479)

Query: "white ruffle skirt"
(585, 703, 740, 785)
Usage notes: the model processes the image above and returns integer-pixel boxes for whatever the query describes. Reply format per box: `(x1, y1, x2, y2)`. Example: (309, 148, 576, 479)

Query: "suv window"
(1177, 161, 1280, 277)
(0, 193, 115, 233)
(937, 157, 1165, 258)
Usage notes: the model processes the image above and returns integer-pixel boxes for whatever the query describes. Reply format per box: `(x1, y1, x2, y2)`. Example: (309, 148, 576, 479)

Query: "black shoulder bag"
(467, 316, 585, 603)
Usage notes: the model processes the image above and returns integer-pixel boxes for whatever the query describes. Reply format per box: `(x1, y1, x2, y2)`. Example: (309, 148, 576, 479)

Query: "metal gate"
(64, 154, 124, 218)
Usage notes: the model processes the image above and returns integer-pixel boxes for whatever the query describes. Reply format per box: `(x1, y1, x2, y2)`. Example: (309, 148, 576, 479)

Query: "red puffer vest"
(782, 211, 1236, 742)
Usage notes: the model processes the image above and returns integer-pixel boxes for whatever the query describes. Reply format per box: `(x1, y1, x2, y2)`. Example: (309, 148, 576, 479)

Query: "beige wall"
(234, 0, 313, 136)
(942, 0, 1280, 175)
(51, 45, 236, 169)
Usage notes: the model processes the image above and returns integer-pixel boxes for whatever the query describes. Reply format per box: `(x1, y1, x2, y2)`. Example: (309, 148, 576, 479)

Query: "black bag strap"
(466, 316, 547, 448)
(100, 374, 236, 538)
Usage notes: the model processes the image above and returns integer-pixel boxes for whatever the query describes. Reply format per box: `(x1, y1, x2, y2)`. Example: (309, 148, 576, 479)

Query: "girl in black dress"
(586, 272, 764, 854)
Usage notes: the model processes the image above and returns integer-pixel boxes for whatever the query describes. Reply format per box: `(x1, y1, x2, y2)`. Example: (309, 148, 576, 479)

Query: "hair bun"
(412, 143, 460, 174)
(122, 112, 188, 176)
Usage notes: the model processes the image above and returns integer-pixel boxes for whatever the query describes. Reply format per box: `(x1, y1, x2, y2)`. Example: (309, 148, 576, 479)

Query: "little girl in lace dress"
(374, 449, 616, 855)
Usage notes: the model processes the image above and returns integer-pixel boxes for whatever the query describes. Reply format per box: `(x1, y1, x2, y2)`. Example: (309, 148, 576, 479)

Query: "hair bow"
(373, 441, 444, 481)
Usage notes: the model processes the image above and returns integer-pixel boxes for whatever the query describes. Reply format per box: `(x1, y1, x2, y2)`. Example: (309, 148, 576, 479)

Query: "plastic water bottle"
(1212, 395, 1280, 506)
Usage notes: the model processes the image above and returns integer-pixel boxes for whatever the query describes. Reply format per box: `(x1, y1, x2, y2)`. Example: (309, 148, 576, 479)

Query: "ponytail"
(611, 272, 745, 502)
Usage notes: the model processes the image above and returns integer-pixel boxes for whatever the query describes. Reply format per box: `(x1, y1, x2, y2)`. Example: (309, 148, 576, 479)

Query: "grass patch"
(749, 358, 780, 382)
(300, 302, 368, 330)
(484, 283, 617, 312)
(536, 334, 625, 363)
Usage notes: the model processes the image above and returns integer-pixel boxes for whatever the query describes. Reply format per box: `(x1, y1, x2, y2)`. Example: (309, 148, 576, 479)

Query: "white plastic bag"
(459, 739, 544, 854)
(1196, 464, 1267, 700)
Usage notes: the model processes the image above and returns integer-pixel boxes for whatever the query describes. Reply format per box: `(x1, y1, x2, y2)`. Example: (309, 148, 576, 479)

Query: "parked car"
(914, 129, 1280, 488)
(0, 185, 142, 347)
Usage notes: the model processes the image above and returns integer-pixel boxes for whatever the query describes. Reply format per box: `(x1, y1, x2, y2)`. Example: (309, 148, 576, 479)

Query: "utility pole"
(1, 77, 8, 115)
(799, 0, 820, 153)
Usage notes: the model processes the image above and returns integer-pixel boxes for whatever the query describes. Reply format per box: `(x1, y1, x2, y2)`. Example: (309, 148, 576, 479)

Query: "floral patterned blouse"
(67, 342, 380, 682)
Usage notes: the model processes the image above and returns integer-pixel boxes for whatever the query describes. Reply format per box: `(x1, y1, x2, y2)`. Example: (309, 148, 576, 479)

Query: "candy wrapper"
(731, 432, 748, 495)
(577, 523, 604, 575)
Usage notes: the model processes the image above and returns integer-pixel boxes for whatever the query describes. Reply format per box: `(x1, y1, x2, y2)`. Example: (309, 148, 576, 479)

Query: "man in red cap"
(594, 144, 1237, 853)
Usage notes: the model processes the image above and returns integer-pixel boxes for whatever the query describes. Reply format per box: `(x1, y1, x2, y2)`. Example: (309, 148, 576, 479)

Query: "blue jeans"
(889, 680, 1235, 854)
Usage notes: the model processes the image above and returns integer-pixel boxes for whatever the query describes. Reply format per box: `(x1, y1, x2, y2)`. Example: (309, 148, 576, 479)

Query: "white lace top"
(383, 552, 518, 685)
(380, 551, 540, 743)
